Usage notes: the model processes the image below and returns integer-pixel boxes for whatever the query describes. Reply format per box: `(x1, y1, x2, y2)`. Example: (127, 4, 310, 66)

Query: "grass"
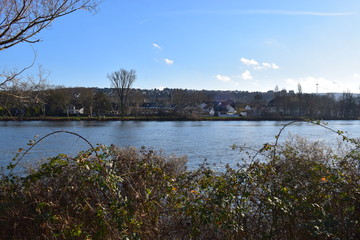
(0, 115, 313, 122)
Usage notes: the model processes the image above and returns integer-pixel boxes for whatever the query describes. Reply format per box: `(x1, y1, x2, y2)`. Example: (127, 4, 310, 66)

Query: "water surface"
(1, 120, 359, 170)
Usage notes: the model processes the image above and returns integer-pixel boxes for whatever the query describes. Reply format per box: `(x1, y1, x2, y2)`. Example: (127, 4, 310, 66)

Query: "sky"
(2, 0, 360, 93)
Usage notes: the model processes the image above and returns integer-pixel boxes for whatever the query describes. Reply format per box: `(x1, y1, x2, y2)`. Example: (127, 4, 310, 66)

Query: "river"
(1, 120, 359, 171)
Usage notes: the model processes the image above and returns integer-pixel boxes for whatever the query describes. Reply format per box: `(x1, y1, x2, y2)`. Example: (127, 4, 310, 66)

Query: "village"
(2, 86, 359, 120)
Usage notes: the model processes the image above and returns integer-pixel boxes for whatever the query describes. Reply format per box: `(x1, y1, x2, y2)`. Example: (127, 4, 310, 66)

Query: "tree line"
(1, 82, 359, 119)
(267, 90, 359, 119)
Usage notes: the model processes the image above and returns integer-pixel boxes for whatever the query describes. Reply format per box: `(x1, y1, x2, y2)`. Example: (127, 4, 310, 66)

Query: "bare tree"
(0, 0, 99, 51)
(107, 69, 136, 117)
(1, 65, 49, 119)
(0, 0, 100, 88)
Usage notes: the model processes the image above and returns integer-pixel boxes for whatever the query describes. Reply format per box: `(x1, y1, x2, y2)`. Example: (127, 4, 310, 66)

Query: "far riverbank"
(1, 116, 359, 122)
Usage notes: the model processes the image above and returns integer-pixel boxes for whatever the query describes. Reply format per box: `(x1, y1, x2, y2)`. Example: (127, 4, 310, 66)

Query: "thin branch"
(272, 120, 301, 159)
(0, 47, 37, 88)
(0, 0, 100, 51)
(7, 130, 99, 177)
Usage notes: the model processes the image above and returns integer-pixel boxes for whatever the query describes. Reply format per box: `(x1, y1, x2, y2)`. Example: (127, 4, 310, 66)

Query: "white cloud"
(353, 73, 360, 78)
(261, 62, 279, 70)
(241, 57, 279, 70)
(216, 74, 231, 82)
(286, 76, 342, 93)
(239, 70, 253, 80)
(264, 38, 277, 45)
(140, 18, 152, 24)
(164, 58, 174, 65)
(152, 43, 161, 49)
(240, 58, 258, 66)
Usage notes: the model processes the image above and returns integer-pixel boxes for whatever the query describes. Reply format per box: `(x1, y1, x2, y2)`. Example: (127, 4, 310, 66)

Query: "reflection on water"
(1, 120, 359, 170)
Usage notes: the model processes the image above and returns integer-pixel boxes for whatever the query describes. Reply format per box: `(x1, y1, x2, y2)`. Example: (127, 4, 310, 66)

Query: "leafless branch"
(7, 130, 99, 177)
(0, 47, 37, 89)
(0, 0, 100, 51)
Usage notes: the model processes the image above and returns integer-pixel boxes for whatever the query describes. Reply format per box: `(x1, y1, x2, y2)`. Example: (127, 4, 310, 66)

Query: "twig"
(7, 130, 98, 177)
(0, 47, 37, 89)
(272, 120, 302, 159)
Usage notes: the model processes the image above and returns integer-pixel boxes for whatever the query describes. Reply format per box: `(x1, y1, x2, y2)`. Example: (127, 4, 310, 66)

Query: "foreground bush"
(0, 134, 359, 239)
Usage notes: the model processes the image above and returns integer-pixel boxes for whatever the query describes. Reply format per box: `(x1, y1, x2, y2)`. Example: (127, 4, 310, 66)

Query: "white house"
(65, 105, 84, 115)
(226, 104, 236, 115)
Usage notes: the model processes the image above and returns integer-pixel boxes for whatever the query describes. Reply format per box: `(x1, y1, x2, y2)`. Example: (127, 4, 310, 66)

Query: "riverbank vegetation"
(1, 86, 360, 121)
(0, 115, 314, 122)
(1, 122, 359, 239)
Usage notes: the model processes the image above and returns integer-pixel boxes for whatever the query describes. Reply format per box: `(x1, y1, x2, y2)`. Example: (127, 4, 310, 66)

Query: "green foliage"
(1, 124, 360, 239)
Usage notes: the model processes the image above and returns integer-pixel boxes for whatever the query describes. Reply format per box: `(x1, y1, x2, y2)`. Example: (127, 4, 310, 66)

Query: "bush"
(1, 124, 359, 239)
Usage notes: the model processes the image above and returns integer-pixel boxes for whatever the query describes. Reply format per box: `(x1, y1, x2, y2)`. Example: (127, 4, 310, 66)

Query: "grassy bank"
(0, 115, 349, 122)
(1, 121, 359, 239)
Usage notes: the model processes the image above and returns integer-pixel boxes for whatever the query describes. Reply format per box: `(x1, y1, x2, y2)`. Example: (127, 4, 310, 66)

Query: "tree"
(93, 91, 112, 116)
(0, 66, 49, 118)
(45, 87, 72, 116)
(340, 90, 357, 119)
(0, 0, 100, 88)
(127, 89, 144, 117)
(0, 0, 99, 52)
(108, 69, 136, 117)
(70, 87, 96, 116)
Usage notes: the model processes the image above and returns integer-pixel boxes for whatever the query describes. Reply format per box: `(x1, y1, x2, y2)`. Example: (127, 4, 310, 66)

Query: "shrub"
(0, 123, 359, 239)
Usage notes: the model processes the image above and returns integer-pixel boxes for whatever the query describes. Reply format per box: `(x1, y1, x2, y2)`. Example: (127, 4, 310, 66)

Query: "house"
(239, 105, 252, 116)
(225, 104, 236, 115)
(215, 102, 237, 116)
(198, 103, 215, 116)
(65, 105, 84, 115)
(209, 107, 215, 116)
(239, 109, 247, 116)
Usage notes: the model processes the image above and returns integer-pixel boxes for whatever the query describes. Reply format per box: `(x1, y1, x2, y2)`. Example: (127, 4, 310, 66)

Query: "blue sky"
(2, 0, 360, 93)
